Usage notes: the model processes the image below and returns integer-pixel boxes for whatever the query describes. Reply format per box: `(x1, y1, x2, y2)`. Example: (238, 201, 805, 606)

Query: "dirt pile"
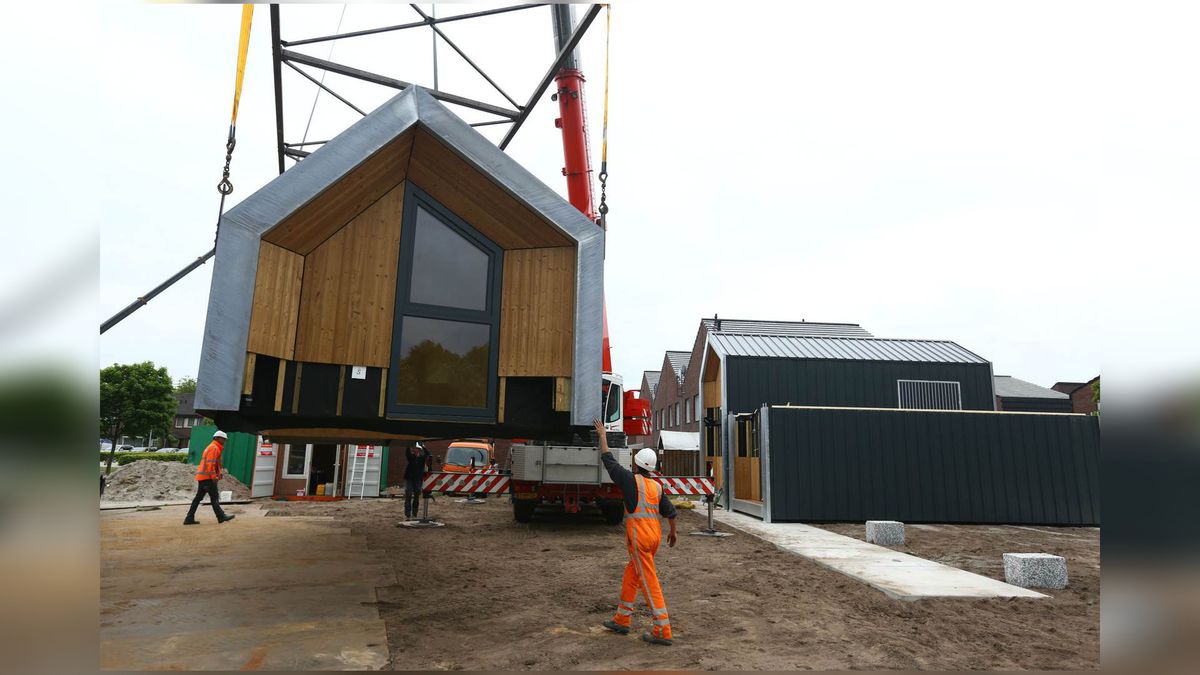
(102, 460, 251, 503)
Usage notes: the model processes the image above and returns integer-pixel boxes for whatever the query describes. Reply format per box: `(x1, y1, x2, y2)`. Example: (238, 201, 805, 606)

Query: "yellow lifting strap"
(218, 4, 253, 198)
(597, 4, 611, 225)
(229, 4, 255, 127)
(600, 3, 610, 168)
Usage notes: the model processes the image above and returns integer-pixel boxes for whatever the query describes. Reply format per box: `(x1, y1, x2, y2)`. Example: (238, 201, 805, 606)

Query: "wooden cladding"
(702, 348, 722, 407)
(246, 242, 303, 359)
(499, 247, 575, 377)
(263, 130, 414, 254)
(293, 184, 404, 368)
(407, 129, 572, 249)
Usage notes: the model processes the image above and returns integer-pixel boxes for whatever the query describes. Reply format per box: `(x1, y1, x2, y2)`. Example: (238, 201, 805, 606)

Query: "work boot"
(218, 514, 236, 523)
(182, 519, 199, 526)
(602, 620, 630, 635)
(642, 631, 673, 646)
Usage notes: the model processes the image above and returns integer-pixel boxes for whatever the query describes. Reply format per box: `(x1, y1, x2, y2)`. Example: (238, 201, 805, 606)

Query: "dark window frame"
(386, 184, 504, 422)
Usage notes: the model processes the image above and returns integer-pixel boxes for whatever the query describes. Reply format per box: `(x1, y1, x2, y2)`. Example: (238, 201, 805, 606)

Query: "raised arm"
(593, 418, 610, 455)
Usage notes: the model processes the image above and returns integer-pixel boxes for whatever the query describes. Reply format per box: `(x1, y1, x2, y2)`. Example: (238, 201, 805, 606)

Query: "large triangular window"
(387, 185, 502, 421)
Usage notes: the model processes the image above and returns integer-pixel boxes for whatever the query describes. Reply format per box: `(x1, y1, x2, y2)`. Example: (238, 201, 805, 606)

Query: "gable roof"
(994, 376, 1069, 400)
(665, 351, 692, 381)
(642, 371, 661, 398)
(708, 333, 987, 364)
(702, 317, 872, 338)
(197, 86, 604, 424)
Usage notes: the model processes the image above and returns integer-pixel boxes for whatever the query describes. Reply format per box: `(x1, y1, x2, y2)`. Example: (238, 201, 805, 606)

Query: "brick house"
(649, 351, 692, 448)
(628, 371, 660, 448)
(170, 392, 207, 448)
(1052, 376, 1100, 414)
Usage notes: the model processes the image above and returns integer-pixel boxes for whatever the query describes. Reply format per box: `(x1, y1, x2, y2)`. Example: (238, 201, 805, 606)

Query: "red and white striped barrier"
(420, 471, 713, 497)
(652, 476, 716, 496)
(422, 470, 510, 495)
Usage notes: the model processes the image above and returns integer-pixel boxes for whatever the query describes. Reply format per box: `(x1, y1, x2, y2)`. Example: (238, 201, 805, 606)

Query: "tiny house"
(195, 87, 603, 444)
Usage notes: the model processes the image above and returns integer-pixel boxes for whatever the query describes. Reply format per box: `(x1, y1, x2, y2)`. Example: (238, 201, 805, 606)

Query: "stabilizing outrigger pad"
(690, 498, 733, 537)
(398, 519, 445, 528)
(399, 493, 445, 526)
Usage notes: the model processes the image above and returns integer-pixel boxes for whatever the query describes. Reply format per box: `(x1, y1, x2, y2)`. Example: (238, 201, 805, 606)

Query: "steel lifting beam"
(499, 4, 602, 150)
(280, 49, 519, 119)
(407, 4, 521, 109)
(282, 59, 366, 116)
(270, 4, 286, 175)
(282, 3, 543, 48)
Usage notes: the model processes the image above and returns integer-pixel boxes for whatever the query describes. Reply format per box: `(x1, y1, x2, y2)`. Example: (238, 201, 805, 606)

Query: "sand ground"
(261, 497, 1099, 670)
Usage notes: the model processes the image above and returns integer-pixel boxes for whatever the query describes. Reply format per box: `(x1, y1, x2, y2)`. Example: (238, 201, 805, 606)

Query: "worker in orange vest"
(594, 418, 677, 646)
(184, 430, 236, 525)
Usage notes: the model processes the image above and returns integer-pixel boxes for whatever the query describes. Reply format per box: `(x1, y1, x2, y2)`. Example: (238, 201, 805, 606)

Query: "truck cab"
(601, 373, 624, 435)
(603, 372, 651, 440)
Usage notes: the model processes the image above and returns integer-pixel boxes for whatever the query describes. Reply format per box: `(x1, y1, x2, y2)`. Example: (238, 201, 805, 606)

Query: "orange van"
(441, 440, 494, 473)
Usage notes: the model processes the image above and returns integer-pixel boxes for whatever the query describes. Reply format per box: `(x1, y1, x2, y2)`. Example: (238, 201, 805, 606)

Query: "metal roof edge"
(410, 87, 600, 246)
(767, 404, 1085, 416)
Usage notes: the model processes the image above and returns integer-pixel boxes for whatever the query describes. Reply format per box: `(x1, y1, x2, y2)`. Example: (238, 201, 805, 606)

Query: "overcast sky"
(18, 1, 1196, 393)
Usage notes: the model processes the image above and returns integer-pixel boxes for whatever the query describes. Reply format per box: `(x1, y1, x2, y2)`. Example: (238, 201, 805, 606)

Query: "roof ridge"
(713, 332, 960, 345)
(705, 317, 863, 327)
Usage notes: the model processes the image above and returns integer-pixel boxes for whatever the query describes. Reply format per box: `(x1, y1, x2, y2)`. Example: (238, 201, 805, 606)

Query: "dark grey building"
(755, 405, 1100, 525)
(994, 375, 1073, 413)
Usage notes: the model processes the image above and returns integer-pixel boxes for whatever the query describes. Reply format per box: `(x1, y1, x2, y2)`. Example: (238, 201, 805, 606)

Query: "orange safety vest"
(196, 441, 224, 481)
(625, 474, 663, 542)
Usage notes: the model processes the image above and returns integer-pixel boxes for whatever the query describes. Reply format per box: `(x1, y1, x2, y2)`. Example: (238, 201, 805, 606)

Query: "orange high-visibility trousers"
(611, 475, 672, 640)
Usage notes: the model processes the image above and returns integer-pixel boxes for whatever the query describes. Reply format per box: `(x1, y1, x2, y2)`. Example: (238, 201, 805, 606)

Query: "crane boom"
(550, 4, 612, 375)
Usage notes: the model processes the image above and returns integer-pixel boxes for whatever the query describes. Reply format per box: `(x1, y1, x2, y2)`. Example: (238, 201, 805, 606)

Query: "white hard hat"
(634, 447, 657, 472)
(212, 430, 228, 440)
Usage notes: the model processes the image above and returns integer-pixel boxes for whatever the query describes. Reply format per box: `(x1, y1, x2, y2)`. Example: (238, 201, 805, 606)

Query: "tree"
(1091, 378, 1101, 415)
(100, 362, 175, 474)
(175, 377, 197, 393)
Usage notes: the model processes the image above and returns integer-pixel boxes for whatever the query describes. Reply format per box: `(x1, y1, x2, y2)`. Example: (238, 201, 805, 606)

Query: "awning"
(658, 430, 700, 451)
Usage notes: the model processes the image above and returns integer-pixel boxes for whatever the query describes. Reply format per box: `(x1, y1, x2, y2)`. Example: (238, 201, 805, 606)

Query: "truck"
(507, 373, 649, 524)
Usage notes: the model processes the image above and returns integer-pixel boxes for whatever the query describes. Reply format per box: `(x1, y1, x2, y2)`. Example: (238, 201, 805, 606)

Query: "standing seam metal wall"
(765, 407, 1100, 525)
(725, 358, 994, 414)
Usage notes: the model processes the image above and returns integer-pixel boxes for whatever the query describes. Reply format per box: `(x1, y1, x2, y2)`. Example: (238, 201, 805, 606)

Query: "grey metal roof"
(701, 318, 872, 338)
(709, 333, 988, 364)
(665, 351, 692, 381)
(994, 376, 1068, 400)
(196, 86, 603, 424)
(643, 371, 661, 398)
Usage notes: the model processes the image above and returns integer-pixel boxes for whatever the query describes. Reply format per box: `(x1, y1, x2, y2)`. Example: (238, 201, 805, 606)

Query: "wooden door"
(733, 414, 762, 502)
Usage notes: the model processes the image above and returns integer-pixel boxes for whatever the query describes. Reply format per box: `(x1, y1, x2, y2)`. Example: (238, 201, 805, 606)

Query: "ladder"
(347, 446, 370, 499)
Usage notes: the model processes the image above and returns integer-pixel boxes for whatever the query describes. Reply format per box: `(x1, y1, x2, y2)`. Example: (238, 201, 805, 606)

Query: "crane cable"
(100, 4, 255, 335)
(215, 4, 255, 241)
(597, 3, 611, 229)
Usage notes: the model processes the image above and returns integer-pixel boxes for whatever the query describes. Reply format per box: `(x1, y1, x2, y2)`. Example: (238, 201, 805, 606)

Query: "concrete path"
(101, 504, 394, 670)
(712, 510, 1047, 600)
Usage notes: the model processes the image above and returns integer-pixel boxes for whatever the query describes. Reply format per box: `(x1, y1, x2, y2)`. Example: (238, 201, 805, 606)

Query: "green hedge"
(100, 452, 189, 466)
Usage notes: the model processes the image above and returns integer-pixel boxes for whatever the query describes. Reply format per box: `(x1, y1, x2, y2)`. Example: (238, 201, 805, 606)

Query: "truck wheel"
(600, 500, 625, 525)
(513, 499, 537, 523)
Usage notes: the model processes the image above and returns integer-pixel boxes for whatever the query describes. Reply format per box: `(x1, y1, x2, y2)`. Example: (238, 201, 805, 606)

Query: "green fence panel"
(188, 425, 256, 487)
